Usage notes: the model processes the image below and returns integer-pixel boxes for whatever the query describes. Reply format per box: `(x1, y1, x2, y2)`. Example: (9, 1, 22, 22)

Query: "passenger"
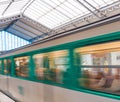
(102, 74, 113, 88)
(95, 72, 105, 80)
(106, 75, 120, 91)
(96, 72, 106, 87)
(90, 72, 106, 89)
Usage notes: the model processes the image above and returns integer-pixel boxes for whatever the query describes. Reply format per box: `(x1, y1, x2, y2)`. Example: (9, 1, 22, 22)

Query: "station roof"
(0, 0, 120, 42)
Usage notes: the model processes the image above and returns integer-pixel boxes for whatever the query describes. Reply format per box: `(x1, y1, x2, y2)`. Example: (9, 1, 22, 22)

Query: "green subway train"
(0, 31, 120, 102)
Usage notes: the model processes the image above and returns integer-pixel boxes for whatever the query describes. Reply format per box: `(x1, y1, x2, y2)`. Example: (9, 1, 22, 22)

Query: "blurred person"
(90, 72, 106, 89)
(106, 75, 120, 91)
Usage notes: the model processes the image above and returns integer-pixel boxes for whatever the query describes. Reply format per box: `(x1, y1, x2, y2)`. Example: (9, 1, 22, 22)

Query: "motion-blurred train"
(0, 22, 120, 102)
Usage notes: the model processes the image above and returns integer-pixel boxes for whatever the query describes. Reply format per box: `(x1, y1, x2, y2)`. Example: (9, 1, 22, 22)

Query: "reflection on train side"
(33, 50, 70, 83)
(75, 41, 120, 95)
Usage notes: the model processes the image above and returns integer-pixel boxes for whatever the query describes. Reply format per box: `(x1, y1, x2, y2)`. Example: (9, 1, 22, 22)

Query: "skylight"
(0, 0, 119, 29)
(23, 0, 119, 29)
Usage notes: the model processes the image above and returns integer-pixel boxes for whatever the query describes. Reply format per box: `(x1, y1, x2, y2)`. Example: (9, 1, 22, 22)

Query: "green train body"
(0, 31, 120, 102)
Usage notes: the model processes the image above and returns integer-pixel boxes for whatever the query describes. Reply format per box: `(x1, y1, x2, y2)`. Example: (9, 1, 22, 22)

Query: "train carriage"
(0, 29, 120, 101)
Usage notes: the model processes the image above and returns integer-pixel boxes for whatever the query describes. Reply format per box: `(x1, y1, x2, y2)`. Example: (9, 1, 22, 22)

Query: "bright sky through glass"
(0, 31, 30, 51)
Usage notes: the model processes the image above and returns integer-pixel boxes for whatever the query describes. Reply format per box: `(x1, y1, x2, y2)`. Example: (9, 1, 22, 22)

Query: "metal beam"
(2, 0, 14, 16)
(83, 0, 106, 18)
(4, 19, 18, 31)
(0, 15, 21, 24)
(76, 0, 101, 18)
(21, 0, 36, 14)
(29, 33, 48, 42)
(23, 16, 52, 33)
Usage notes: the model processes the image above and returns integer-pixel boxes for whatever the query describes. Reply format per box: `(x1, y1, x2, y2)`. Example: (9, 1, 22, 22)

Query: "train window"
(0, 60, 2, 73)
(14, 56, 29, 78)
(33, 53, 48, 80)
(75, 41, 120, 95)
(47, 50, 69, 83)
(33, 50, 69, 83)
(3, 59, 11, 74)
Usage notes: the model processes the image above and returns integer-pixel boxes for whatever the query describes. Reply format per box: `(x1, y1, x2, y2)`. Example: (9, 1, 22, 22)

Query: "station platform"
(0, 92, 15, 102)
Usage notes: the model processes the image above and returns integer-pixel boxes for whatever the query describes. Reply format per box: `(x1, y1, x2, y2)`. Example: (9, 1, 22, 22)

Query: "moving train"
(0, 30, 120, 102)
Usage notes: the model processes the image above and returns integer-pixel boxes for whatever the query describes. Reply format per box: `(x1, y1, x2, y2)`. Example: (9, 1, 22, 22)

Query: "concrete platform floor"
(0, 92, 15, 102)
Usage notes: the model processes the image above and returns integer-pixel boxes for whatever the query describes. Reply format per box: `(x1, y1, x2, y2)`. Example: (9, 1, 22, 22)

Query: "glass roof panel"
(0, 0, 119, 29)
(0, 0, 29, 18)
(0, 0, 10, 3)
(24, 0, 119, 29)
(44, 0, 58, 7)
(87, 0, 119, 9)
(35, 0, 53, 12)
(24, 0, 89, 29)
(0, 0, 9, 1)
(56, 6, 74, 18)
(60, 2, 79, 16)
(67, 1, 86, 14)
(104, 0, 118, 4)
(38, 10, 69, 28)
(4, 0, 29, 16)
(0, 3, 9, 16)
(78, 0, 95, 11)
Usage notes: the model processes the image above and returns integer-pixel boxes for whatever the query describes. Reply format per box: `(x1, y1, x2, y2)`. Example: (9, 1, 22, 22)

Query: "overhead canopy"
(0, 0, 120, 42)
